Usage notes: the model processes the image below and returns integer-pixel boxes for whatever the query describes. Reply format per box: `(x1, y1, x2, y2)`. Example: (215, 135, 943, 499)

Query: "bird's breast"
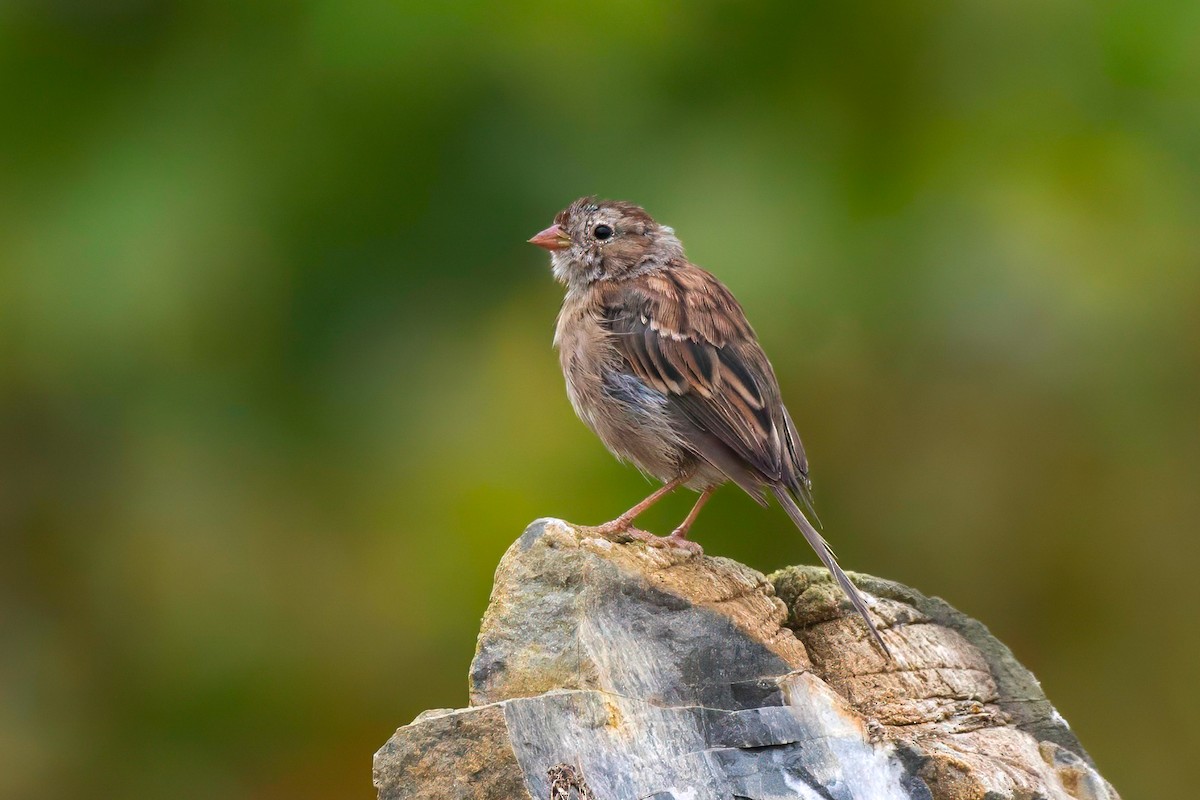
(554, 299, 684, 481)
(554, 300, 618, 429)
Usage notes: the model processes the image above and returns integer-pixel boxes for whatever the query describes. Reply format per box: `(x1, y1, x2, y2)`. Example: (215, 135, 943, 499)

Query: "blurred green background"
(1, 1, 1196, 797)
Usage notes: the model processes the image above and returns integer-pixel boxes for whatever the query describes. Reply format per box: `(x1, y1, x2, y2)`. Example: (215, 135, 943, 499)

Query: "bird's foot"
(662, 528, 704, 555)
(609, 526, 703, 555)
(591, 517, 634, 536)
(588, 520, 703, 555)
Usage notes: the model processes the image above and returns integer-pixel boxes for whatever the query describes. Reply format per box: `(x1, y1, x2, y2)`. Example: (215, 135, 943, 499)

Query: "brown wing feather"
(602, 264, 804, 488)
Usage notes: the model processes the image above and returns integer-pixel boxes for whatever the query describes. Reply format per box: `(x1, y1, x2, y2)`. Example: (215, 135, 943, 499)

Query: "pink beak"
(528, 224, 570, 251)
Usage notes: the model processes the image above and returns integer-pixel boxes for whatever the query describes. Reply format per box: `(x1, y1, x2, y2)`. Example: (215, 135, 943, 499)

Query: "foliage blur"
(1, 1, 1196, 797)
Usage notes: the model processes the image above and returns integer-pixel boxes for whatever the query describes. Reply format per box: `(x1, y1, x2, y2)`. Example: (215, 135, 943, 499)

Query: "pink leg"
(669, 488, 714, 542)
(593, 474, 689, 535)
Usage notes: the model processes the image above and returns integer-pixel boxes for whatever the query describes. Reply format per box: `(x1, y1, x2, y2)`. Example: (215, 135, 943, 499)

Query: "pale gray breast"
(554, 299, 685, 481)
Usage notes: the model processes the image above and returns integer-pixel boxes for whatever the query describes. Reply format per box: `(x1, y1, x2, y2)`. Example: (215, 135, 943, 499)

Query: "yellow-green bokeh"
(2, 2, 1196, 797)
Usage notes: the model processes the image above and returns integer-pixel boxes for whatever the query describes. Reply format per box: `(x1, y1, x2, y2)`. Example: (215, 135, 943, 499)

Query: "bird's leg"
(669, 488, 714, 543)
(593, 473, 690, 536)
(630, 489, 714, 555)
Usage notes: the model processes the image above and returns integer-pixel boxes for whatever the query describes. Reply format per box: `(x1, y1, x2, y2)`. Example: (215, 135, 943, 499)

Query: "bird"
(529, 196, 889, 656)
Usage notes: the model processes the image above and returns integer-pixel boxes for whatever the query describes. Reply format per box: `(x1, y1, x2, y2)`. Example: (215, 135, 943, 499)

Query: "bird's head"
(528, 197, 684, 288)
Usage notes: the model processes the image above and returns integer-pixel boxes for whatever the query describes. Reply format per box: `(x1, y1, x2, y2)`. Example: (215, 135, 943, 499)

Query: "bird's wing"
(600, 264, 809, 496)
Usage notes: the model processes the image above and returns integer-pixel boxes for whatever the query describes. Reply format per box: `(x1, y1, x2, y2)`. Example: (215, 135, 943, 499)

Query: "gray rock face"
(373, 519, 1119, 800)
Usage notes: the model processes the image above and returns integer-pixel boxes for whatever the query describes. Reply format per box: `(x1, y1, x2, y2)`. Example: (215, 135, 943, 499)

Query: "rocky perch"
(373, 519, 1119, 800)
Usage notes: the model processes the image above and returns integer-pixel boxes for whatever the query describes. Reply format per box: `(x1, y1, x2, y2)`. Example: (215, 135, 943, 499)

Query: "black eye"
(593, 224, 613, 241)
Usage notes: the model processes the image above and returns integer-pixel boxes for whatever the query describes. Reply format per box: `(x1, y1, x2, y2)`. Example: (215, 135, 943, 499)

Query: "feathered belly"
(563, 358, 686, 482)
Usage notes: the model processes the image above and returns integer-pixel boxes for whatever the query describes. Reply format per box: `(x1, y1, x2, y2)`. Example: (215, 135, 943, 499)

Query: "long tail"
(772, 485, 891, 658)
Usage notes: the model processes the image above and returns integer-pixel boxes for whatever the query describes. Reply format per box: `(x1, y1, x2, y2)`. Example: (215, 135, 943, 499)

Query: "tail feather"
(772, 486, 891, 658)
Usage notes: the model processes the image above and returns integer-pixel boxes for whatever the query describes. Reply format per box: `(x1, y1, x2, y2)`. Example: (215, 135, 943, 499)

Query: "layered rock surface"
(373, 519, 1118, 800)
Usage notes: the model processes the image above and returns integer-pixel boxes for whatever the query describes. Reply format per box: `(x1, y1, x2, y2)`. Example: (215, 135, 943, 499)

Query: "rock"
(373, 519, 1119, 800)
(372, 705, 524, 800)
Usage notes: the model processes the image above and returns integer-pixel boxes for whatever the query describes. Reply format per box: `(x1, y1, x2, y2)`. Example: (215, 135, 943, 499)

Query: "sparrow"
(529, 197, 888, 655)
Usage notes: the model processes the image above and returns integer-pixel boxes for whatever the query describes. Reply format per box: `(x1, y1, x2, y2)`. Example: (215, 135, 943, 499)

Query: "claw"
(663, 531, 704, 555)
